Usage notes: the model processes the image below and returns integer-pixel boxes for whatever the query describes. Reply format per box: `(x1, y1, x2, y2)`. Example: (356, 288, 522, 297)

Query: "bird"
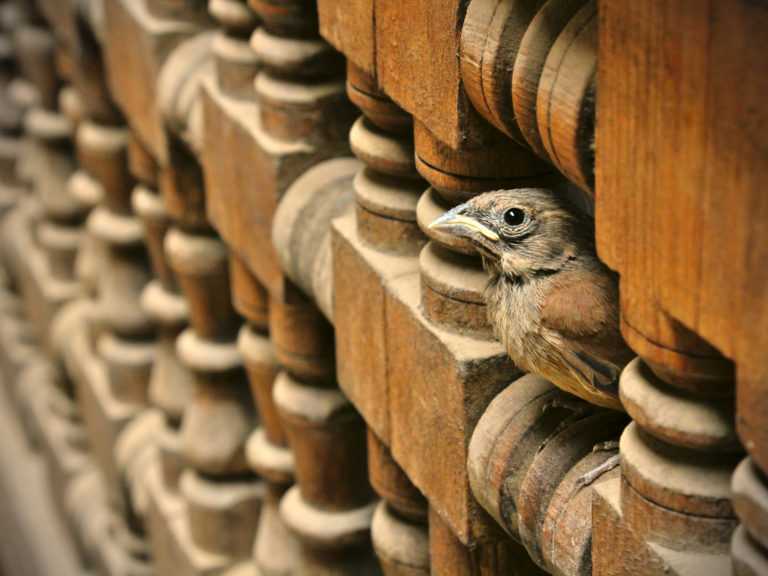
(429, 188, 633, 411)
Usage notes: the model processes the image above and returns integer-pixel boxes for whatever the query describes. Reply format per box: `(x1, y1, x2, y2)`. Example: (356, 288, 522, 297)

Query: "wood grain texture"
(460, 0, 545, 143)
(536, 0, 595, 191)
(597, 0, 768, 468)
(512, 0, 589, 159)
(376, 0, 475, 148)
(413, 120, 554, 203)
(597, 2, 768, 571)
(318, 0, 375, 75)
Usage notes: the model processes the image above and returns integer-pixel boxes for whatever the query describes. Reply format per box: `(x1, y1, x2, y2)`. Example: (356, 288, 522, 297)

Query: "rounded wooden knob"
(512, 0, 590, 158)
(536, 1, 597, 191)
(460, 0, 546, 142)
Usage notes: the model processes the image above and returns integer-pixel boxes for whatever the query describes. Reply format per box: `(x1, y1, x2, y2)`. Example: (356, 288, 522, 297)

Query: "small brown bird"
(430, 188, 633, 411)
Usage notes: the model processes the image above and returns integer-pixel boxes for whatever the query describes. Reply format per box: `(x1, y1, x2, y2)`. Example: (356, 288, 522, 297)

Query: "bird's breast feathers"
(486, 271, 626, 410)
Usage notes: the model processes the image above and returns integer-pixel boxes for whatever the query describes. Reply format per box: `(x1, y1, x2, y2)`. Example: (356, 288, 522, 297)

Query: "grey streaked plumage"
(430, 188, 633, 410)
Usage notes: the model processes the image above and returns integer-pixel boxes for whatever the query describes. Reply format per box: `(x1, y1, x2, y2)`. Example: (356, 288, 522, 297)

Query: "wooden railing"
(0, 1, 765, 575)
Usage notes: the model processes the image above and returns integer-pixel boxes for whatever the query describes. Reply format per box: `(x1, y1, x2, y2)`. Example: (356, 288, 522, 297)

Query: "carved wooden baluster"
(101, 2, 267, 572)
(231, 256, 300, 576)
(160, 135, 262, 574)
(80, 121, 157, 567)
(460, 0, 596, 191)
(0, 1, 37, 401)
(589, 3, 764, 572)
(202, 0, 352, 301)
(27, 92, 82, 331)
(42, 7, 165, 570)
(590, 307, 739, 575)
(268, 155, 395, 574)
(164, 219, 264, 573)
(198, 80, 289, 573)
(6, 24, 105, 562)
(47, 81, 91, 487)
(29, 25, 156, 575)
(67, 120, 103, 301)
(248, 0, 350, 149)
(262, 278, 375, 575)
(65, 0, 125, 302)
(468, 374, 626, 576)
(81, 120, 155, 415)
(368, 431, 430, 576)
(209, 0, 259, 99)
(14, 19, 83, 334)
(12, 80, 96, 564)
(329, 62, 430, 575)
(0, 6, 27, 215)
(0, 2, 34, 445)
(210, 2, 373, 572)
(202, 3, 298, 572)
(0, 18, 40, 404)
(100, 3, 248, 571)
(531, 1, 596, 192)
(129, 133, 193, 500)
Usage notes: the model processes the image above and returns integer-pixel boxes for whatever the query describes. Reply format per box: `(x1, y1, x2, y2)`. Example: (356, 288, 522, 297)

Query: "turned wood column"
(130, 133, 193, 498)
(81, 118, 156, 532)
(166, 220, 264, 566)
(202, 2, 298, 571)
(332, 63, 430, 576)
(232, 257, 299, 576)
(591, 309, 739, 575)
(459, 0, 596, 192)
(270, 282, 378, 574)
(469, 373, 626, 575)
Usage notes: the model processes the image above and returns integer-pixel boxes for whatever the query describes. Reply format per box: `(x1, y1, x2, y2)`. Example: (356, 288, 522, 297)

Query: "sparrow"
(429, 188, 633, 411)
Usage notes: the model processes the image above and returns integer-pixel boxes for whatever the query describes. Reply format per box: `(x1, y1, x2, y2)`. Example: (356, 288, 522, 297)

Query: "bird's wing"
(539, 268, 632, 396)
(539, 268, 615, 339)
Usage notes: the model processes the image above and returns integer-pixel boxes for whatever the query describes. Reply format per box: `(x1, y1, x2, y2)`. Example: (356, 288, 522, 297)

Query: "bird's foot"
(574, 454, 620, 489)
(543, 395, 592, 417)
(591, 440, 619, 453)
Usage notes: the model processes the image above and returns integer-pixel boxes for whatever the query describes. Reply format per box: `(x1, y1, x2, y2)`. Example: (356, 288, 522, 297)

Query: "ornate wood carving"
(2, 2, 766, 576)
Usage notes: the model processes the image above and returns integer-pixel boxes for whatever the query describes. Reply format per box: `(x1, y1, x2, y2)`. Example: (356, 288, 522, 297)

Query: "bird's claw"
(592, 440, 619, 453)
(574, 454, 620, 489)
(543, 395, 592, 417)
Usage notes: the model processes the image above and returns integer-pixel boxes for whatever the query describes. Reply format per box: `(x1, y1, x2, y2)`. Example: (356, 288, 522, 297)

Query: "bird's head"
(429, 188, 592, 279)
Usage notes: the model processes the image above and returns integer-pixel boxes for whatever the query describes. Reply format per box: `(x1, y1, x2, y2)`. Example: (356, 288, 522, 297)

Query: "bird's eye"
(503, 208, 525, 226)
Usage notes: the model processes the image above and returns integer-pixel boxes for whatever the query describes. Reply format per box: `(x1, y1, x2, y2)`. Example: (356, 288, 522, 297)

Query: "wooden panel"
(200, 88, 283, 298)
(376, 0, 474, 148)
(597, 0, 768, 351)
(102, 0, 199, 163)
(597, 0, 768, 469)
(317, 0, 376, 75)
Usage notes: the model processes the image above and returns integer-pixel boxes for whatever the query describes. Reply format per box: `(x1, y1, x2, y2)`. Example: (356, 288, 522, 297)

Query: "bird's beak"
(429, 206, 500, 241)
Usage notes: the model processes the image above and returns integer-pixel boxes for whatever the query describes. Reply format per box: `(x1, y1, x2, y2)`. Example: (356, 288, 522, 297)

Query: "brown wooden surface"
(4, 0, 768, 574)
(597, 1, 768, 573)
(376, 0, 472, 149)
(597, 0, 768, 462)
(536, 0, 595, 191)
(460, 0, 545, 143)
(318, 0, 375, 75)
(512, 0, 589, 159)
